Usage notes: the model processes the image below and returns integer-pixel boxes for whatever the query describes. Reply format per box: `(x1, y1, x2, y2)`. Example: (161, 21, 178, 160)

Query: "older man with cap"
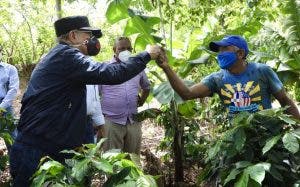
(156, 35, 300, 119)
(9, 15, 163, 186)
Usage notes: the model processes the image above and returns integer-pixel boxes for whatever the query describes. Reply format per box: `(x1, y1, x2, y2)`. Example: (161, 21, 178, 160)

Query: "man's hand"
(145, 45, 163, 60)
(156, 47, 169, 69)
(94, 125, 105, 142)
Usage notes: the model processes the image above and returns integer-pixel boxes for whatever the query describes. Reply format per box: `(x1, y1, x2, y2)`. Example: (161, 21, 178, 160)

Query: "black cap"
(54, 16, 102, 38)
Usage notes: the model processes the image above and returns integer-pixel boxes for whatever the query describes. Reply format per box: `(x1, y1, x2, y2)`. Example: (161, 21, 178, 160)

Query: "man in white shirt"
(0, 47, 19, 151)
(85, 85, 105, 143)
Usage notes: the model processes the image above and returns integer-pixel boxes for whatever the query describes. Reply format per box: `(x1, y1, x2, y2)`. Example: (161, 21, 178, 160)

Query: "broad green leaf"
(134, 34, 150, 52)
(262, 135, 281, 155)
(245, 163, 270, 184)
(291, 128, 300, 139)
(224, 168, 241, 185)
(234, 128, 246, 151)
(39, 160, 65, 176)
(136, 175, 158, 187)
(178, 100, 197, 117)
(31, 171, 47, 187)
(278, 115, 296, 125)
(71, 158, 90, 182)
(124, 16, 154, 44)
(235, 161, 252, 169)
(92, 158, 113, 174)
(153, 81, 194, 104)
(103, 167, 131, 187)
(282, 132, 299, 153)
(105, 0, 131, 24)
(234, 172, 249, 187)
(206, 141, 221, 161)
(144, 16, 160, 27)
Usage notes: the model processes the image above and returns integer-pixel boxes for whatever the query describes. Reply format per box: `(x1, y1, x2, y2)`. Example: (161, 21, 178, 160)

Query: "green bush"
(198, 108, 300, 187)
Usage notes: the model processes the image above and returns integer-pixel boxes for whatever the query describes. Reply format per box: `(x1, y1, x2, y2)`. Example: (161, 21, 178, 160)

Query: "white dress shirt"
(0, 61, 19, 109)
(86, 85, 105, 126)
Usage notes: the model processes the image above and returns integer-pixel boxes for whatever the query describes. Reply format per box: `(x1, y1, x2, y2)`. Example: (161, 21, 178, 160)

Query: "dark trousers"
(9, 141, 45, 187)
(84, 116, 95, 144)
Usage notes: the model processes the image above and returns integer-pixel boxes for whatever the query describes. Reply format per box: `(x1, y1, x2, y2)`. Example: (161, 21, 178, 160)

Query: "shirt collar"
(0, 61, 4, 67)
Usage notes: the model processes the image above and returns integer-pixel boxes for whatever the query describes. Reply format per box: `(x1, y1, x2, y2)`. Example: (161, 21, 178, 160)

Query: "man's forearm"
(162, 66, 192, 100)
(285, 100, 300, 120)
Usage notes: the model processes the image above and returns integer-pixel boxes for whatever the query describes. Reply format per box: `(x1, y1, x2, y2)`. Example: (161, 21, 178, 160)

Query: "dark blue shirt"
(17, 42, 151, 153)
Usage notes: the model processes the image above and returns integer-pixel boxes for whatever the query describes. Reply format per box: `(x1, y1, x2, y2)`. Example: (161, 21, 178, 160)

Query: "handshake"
(145, 45, 168, 67)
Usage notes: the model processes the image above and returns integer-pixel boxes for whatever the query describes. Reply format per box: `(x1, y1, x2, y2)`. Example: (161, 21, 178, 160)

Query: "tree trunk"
(56, 0, 62, 19)
(171, 100, 184, 183)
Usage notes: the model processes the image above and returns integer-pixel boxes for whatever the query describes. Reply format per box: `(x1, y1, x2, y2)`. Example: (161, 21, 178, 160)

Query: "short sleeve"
(201, 73, 219, 95)
(261, 65, 283, 94)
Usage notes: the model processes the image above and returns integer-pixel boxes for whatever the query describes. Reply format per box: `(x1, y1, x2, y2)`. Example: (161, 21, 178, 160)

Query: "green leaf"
(178, 100, 197, 117)
(92, 158, 113, 174)
(262, 135, 281, 155)
(105, 0, 131, 24)
(224, 168, 242, 185)
(206, 141, 221, 161)
(136, 175, 158, 187)
(235, 161, 252, 169)
(234, 128, 246, 151)
(31, 171, 47, 187)
(278, 115, 296, 125)
(71, 158, 90, 182)
(234, 172, 249, 187)
(153, 81, 194, 104)
(245, 163, 270, 184)
(124, 16, 154, 44)
(103, 167, 131, 187)
(282, 132, 299, 153)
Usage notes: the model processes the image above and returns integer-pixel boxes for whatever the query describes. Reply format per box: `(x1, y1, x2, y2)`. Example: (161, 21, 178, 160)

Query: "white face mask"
(118, 50, 132, 62)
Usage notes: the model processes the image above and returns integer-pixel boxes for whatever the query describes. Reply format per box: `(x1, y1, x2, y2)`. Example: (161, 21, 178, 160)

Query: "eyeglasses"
(75, 30, 93, 37)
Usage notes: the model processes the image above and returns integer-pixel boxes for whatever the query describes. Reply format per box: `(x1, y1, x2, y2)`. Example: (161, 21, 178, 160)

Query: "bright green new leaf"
(282, 132, 299, 153)
(178, 100, 197, 118)
(105, 0, 131, 24)
(124, 16, 154, 44)
(262, 135, 281, 155)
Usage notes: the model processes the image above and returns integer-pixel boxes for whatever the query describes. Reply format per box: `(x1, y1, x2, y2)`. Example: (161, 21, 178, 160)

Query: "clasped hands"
(146, 45, 168, 68)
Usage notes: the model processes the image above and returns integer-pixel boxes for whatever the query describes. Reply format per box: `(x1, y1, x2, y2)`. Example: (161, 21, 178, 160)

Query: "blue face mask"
(217, 51, 237, 69)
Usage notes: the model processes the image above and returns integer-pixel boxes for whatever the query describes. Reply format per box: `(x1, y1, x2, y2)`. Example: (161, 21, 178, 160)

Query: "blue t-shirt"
(201, 63, 283, 115)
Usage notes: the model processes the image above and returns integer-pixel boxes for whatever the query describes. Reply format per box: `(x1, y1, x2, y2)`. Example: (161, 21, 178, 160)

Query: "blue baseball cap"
(209, 35, 249, 56)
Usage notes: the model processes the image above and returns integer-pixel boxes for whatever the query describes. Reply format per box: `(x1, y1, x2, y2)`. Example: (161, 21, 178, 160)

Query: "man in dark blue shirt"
(9, 16, 162, 187)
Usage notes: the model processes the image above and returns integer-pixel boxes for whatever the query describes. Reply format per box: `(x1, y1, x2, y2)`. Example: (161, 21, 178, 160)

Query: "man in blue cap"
(156, 35, 300, 119)
(9, 15, 163, 186)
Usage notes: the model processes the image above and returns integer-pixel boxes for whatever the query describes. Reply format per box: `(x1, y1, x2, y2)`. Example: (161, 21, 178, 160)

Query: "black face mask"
(85, 37, 100, 56)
